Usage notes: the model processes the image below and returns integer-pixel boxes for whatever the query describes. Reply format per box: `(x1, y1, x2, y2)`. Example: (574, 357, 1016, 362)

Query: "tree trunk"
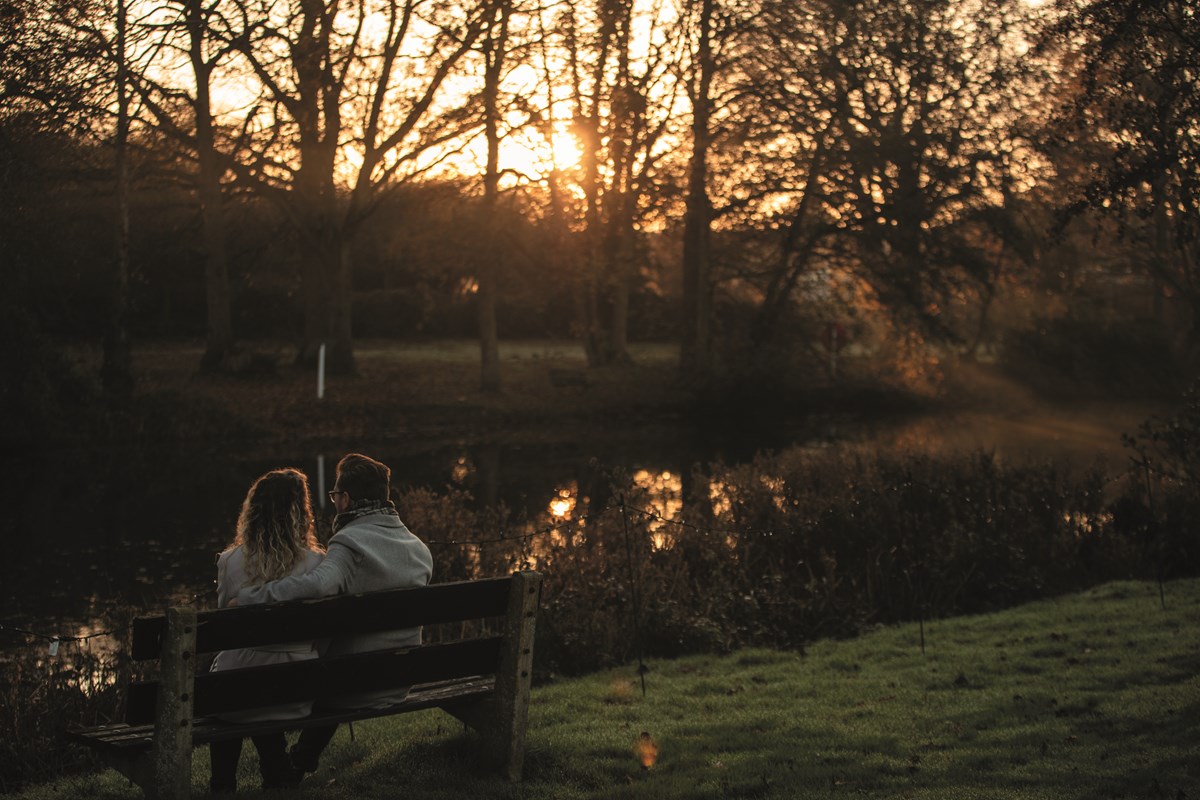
(292, 1, 344, 371)
(569, 0, 616, 368)
(328, 236, 356, 376)
(965, 281, 995, 360)
(196, 149, 234, 371)
(102, 0, 133, 396)
(602, 11, 636, 367)
(578, 133, 607, 366)
(581, 273, 605, 365)
(189, 0, 234, 372)
(751, 143, 824, 346)
(605, 219, 634, 364)
(478, 2, 510, 393)
(478, 256, 501, 390)
(608, 268, 630, 362)
(295, 135, 339, 367)
(297, 241, 332, 367)
(679, 0, 714, 381)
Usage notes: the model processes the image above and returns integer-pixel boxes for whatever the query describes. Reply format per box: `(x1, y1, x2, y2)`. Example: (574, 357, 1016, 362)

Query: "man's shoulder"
(329, 520, 428, 562)
(330, 516, 413, 540)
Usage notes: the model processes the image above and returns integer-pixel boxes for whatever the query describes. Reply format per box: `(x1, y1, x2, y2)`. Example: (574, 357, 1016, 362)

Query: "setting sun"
(499, 123, 584, 181)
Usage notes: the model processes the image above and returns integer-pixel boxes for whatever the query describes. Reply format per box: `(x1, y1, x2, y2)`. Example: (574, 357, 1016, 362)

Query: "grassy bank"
(18, 578, 1198, 799)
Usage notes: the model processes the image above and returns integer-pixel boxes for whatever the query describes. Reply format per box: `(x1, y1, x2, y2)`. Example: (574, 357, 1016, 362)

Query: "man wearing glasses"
(235, 452, 433, 776)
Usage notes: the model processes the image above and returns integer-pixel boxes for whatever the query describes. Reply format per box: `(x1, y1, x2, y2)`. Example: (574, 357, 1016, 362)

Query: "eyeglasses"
(327, 490, 348, 503)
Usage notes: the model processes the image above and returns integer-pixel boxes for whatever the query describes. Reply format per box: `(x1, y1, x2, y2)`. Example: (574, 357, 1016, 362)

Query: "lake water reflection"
(0, 401, 1141, 668)
(0, 436, 739, 656)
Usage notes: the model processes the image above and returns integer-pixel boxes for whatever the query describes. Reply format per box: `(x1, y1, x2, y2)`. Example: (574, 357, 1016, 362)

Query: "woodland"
(0, 0, 1196, 401)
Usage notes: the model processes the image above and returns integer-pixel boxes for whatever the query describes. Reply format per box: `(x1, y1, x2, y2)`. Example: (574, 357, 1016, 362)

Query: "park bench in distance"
(68, 572, 542, 800)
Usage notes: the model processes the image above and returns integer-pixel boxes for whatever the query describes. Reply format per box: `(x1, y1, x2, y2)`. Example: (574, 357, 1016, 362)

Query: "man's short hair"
(335, 453, 391, 502)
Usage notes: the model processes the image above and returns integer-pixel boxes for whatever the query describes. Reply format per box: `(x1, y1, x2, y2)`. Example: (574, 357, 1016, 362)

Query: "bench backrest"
(124, 574, 540, 725)
(130, 576, 515, 660)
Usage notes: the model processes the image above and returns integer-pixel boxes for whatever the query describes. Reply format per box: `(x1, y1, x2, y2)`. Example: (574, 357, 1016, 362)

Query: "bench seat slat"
(70, 676, 496, 750)
(125, 637, 502, 724)
(131, 577, 512, 660)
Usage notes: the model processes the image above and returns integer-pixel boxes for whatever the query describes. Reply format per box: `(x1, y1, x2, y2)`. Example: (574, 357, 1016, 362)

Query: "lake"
(0, 397, 1152, 665)
(0, 428, 757, 645)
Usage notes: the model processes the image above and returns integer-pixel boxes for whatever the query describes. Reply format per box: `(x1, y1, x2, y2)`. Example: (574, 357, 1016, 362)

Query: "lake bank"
(22, 339, 1172, 466)
(11, 578, 1199, 799)
(1, 339, 1177, 656)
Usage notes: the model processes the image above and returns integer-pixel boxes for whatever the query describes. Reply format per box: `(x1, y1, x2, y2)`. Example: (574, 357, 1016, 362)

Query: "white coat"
(210, 544, 324, 721)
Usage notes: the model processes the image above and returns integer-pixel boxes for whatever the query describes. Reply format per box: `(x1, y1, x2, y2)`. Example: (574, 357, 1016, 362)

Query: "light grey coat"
(235, 512, 434, 708)
(210, 545, 324, 721)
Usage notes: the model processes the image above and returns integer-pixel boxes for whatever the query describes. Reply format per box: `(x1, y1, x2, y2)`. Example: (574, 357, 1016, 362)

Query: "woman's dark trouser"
(290, 724, 339, 772)
(210, 733, 294, 791)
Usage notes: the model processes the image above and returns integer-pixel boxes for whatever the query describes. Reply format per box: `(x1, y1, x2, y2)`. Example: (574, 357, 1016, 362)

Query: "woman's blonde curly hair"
(229, 468, 324, 583)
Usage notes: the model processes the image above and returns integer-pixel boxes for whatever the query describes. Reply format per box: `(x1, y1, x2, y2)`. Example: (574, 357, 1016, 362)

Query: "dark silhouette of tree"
(477, 0, 515, 392)
(736, 0, 1038, 348)
(4, 0, 141, 393)
(558, 0, 682, 367)
(1043, 0, 1200, 349)
(1, 0, 91, 297)
(223, 0, 495, 374)
(117, 0, 242, 372)
(678, 0, 716, 381)
(102, 0, 132, 395)
(183, 0, 236, 371)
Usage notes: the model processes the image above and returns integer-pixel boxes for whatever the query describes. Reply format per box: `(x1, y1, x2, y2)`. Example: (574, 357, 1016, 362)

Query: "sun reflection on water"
(1063, 510, 1113, 536)
(518, 483, 584, 566)
(708, 477, 734, 519)
(632, 469, 682, 549)
(548, 486, 576, 519)
(451, 455, 473, 484)
(758, 473, 789, 513)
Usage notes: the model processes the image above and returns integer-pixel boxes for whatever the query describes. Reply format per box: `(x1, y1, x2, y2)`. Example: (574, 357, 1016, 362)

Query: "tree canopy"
(2, 0, 1195, 386)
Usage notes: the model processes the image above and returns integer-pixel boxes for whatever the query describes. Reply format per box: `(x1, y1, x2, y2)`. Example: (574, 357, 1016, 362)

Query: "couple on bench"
(209, 453, 432, 793)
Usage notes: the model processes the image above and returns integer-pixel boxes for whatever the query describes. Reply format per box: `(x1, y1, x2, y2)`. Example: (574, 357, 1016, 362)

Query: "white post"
(317, 343, 326, 399)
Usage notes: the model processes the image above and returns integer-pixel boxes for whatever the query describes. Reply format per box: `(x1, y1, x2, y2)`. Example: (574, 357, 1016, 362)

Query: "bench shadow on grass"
(292, 721, 664, 799)
(285, 725, 543, 799)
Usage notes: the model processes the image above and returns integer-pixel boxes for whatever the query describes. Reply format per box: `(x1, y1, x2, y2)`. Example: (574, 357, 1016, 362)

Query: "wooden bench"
(69, 572, 541, 799)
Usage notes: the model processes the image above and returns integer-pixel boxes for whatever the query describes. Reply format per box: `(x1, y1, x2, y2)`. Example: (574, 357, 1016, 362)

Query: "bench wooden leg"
(482, 571, 540, 782)
(151, 607, 197, 800)
(98, 749, 154, 792)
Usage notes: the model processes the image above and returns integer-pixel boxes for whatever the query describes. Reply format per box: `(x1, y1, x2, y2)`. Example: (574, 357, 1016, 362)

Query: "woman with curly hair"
(209, 468, 325, 793)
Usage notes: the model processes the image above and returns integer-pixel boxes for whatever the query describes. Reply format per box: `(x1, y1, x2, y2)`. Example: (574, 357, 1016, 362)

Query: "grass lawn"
(18, 579, 1199, 799)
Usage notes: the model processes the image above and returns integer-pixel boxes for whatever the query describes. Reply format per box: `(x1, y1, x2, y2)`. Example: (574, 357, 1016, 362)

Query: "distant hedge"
(406, 443, 1198, 676)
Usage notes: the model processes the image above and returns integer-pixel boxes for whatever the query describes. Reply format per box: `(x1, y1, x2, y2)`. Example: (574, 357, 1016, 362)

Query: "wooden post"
(152, 606, 196, 800)
(485, 571, 540, 781)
